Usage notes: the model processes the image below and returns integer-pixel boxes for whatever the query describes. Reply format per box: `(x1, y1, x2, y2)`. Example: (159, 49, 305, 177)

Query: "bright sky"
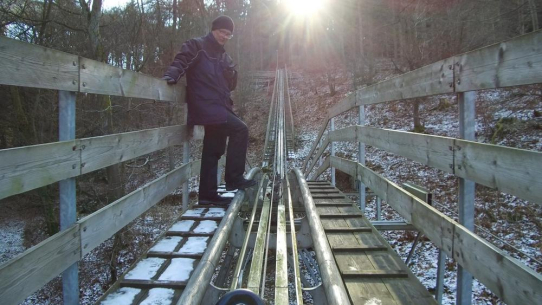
(102, 0, 131, 10)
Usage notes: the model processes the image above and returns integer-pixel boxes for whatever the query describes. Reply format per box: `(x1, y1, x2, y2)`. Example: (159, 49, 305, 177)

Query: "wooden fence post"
(58, 90, 78, 305)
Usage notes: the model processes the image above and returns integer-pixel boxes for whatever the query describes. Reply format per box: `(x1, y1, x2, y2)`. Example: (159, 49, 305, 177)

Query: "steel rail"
(293, 168, 351, 305)
(176, 168, 261, 305)
(230, 176, 269, 289)
(286, 175, 303, 304)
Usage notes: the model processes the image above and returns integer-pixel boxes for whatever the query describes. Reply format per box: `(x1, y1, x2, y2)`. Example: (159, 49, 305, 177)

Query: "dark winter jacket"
(164, 32, 238, 125)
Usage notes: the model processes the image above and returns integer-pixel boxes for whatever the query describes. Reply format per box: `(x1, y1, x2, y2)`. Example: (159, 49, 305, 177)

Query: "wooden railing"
(302, 29, 542, 305)
(0, 37, 203, 305)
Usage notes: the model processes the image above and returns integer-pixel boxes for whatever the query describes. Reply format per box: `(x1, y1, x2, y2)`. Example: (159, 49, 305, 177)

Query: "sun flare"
(287, 0, 326, 17)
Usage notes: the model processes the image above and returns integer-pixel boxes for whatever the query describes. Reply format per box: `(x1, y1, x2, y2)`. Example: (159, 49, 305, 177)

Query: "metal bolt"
(456, 146, 461, 151)
(73, 61, 76, 66)
(449, 164, 453, 169)
(82, 145, 86, 149)
(448, 146, 453, 151)
(457, 79, 461, 85)
(84, 244, 88, 249)
(457, 165, 462, 170)
(81, 163, 86, 168)
(72, 145, 77, 151)
(449, 83, 453, 88)
(81, 64, 86, 69)
(82, 82, 86, 87)
(83, 227, 87, 232)
(72, 80, 77, 85)
(72, 164, 77, 169)
(448, 65, 452, 70)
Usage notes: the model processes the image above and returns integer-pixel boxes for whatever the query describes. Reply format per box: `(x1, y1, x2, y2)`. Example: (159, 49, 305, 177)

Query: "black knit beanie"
(212, 15, 234, 33)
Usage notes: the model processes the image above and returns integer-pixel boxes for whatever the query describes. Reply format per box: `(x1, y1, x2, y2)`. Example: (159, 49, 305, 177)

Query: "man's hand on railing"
(162, 75, 177, 85)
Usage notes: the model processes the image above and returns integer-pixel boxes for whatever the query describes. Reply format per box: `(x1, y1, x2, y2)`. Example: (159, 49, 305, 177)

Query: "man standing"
(163, 16, 256, 205)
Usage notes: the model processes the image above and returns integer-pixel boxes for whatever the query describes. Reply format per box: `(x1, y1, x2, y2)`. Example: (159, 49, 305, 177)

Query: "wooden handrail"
(0, 125, 187, 200)
(312, 125, 542, 205)
(327, 156, 542, 305)
(304, 30, 542, 168)
(0, 37, 184, 102)
(0, 160, 200, 305)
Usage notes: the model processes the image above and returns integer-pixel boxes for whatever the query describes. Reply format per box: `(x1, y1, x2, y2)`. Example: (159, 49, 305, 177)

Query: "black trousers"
(199, 111, 248, 197)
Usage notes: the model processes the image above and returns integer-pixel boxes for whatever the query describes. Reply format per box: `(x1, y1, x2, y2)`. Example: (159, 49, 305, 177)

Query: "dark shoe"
(226, 179, 257, 191)
(199, 194, 232, 206)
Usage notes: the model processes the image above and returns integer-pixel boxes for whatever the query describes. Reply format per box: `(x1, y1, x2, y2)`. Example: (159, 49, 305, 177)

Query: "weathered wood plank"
(455, 30, 542, 91)
(79, 57, 180, 101)
(319, 213, 363, 218)
(302, 120, 329, 172)
(120, 279, 187, 289)
(345, 278, 400, 305)
(452, 225, 542, 305)
(81, 126, 186, 174)
(341, 270, 409, 278)
(332, 245, 388, 252)
(329, 156, 542, 305)
(275, 205, 288, 305)
(0, 126, 188, 200)
(454, 139, 542, 204)
(79, 162, 194, 256)
(0, 141, 80, 200)
(0, 37, 79, 91)
(324, 227, 372, 233)
(0, 225, 80, 305)
(306, 138, 330, 175)
(355, 58, 454, 107)
(312, 157, 330, 180)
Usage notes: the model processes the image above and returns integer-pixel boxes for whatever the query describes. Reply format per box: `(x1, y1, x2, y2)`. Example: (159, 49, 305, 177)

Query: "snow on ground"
(289, 72, 542, 304)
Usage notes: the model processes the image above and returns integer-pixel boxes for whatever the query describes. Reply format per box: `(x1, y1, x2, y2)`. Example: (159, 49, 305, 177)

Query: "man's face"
(212, 29, 233, 46)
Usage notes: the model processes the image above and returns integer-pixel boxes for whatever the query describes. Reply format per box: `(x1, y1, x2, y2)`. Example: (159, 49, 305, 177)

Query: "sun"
(287, 0, 326, 17)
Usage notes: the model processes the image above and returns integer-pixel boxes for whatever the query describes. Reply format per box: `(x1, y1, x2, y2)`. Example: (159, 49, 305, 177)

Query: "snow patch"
(158, 258, 195, 281)
(125, 257, 165, 280)
(183, 208, 205, 217)
(139, 288, 175, 305)
(100, 287, 141, 305)
(150, 237, 183, 252)
(193, 220, 218, 234)
(169, 220, 195, 232)
(178, 236, 209, 254)
(205, 208, 225, 217)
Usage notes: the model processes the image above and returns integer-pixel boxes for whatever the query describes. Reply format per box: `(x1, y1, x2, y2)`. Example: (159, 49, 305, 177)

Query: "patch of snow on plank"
(169, 220, 195, 232)
(158, 258, 195, 281)
(139, 288, 175, 305)
(100, 287, 141, 305)
(193, 220, 217, 234)
(183, 208, 205, 217)
(125, 258, 166, 280)
(150, 237, 183, 252)
(221, 192, 235, 198)
(205, 208, 225, 217)
(178, 236, 209, 254)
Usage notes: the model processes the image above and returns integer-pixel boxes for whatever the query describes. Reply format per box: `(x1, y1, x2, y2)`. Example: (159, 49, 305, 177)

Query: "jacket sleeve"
(164, 39, 201, 82)
(222, 54, 238, 91)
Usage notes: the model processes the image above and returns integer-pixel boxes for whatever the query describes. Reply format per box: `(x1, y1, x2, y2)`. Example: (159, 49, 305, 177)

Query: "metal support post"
(58, 90, 78, 305)
(376, 197, 381, 220)
(435, 249, 446, 304)
(182, 103, 190, 212)
(457, 91, 476, 305)
(358, 105, 366, 213)
(330, 118, 335, 186)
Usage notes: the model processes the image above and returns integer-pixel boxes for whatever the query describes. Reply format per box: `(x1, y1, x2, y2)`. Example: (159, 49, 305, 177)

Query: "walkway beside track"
(97, 191, 234, 305)
(308, 181, 437, 305)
